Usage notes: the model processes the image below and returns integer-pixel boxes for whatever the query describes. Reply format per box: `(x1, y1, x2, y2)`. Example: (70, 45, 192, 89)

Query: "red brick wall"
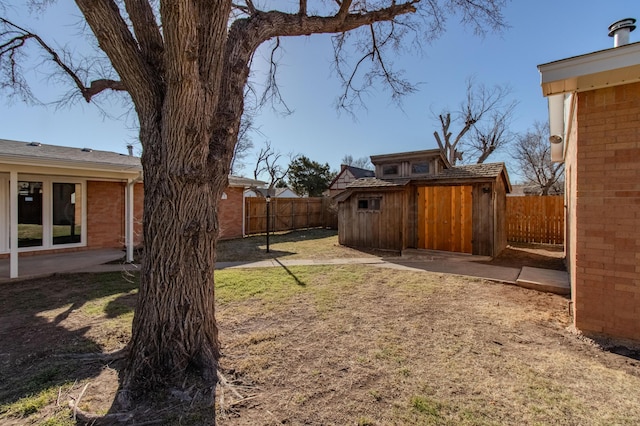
(573, 82, 640, 341)
(218, 186, 244, 240)
(86, 181, 143, 249)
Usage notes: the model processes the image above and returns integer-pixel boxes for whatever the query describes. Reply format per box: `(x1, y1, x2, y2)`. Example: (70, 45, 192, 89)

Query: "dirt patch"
(483, 242, 566, 270)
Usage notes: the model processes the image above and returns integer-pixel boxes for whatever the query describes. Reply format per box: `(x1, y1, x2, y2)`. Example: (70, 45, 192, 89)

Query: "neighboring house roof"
(346, 165, 375, 179)
(327, 164, 375, 190)
(245, 187, 299, 197)
(228, 176, 267, 188)
(0, 138, 266, 187)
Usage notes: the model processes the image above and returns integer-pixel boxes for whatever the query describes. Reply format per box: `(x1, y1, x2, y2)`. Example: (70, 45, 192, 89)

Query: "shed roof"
(335, 163, 511, 202)
(415, 163, 511, 192)
(347, 177, 410, 189)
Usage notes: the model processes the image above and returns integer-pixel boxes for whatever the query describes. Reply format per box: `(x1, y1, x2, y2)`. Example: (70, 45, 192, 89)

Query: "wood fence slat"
(244, 197, 337, 235)
(506, 196, 564, 245)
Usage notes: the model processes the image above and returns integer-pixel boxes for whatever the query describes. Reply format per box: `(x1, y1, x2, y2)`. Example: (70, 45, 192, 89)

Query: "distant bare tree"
(513, 122, 564, 195)
(341, 154, 372, 170)
(433, 78, 516, 165)
(468, 102, 516, 164)
(253, 141, 296, 189)
(229, 110, 255, 174)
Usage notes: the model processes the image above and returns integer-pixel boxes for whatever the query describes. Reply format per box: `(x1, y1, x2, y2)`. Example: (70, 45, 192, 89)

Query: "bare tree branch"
(513, 121, 565, 195)
(259, 37, 293, 115)
(253, 141, 297, 188)
(0, 17, 126, 102)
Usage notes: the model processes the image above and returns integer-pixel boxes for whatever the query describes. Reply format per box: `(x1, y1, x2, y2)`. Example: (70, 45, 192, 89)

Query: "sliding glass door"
(52, 183, 82, 245)
(3, 176, 86, 252)
(18, 181, 43, 248)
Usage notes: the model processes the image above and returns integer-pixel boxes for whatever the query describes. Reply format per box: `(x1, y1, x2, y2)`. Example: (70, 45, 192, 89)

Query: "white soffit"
(538, 42, 640, 96)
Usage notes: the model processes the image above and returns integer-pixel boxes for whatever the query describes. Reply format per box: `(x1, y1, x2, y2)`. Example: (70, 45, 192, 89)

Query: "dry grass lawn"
(1, 229, 639, 425)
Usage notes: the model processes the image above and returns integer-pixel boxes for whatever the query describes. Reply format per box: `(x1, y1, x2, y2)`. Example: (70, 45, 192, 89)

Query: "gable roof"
(328, 164, 375, 189)
(346, 165, 375, 179)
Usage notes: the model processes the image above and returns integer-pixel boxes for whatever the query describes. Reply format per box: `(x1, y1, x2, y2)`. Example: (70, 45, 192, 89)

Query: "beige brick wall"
(573, 82, 640, 341)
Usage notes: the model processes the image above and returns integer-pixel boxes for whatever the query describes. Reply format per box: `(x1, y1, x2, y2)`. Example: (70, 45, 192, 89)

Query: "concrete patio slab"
(380, 259, 522, 283)
(0, 249, 125, 282)
(516, 266, 570, 295)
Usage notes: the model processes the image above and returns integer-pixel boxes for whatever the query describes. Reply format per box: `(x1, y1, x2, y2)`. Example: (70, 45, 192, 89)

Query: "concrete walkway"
(0, 249, 570, 295)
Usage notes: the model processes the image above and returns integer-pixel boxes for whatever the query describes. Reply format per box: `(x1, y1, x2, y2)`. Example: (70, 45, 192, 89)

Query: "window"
(411, 162, 429, 175)
(382, 165, 399, 176)
(6, 177, 85, 252)
(18, 181, 43, 247)
(52, 183, 82, 245)
(357, 197, 381, 211)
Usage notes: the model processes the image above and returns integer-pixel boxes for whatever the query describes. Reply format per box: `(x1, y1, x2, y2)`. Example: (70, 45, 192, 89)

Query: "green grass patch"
(215, 268, 308, 304)
(411, 395, 443, 417)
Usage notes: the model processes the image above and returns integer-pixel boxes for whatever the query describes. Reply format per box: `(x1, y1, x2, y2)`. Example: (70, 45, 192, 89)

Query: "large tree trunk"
(122, 129, 223, 399)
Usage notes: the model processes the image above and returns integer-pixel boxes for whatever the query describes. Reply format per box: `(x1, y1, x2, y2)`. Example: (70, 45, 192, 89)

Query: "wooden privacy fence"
(245, 197, 338, 235)
(507, 196, 564, 245)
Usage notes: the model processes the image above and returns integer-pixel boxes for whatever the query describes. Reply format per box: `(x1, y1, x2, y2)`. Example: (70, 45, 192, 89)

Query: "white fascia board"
(539, 42, 640, 96)
(0, 160, 141, 180)
(0, 155, 141, 178)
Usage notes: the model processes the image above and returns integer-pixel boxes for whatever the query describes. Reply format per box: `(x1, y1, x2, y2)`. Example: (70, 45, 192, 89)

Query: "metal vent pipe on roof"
(608, 18, 636, 47)
(127, 144, 134, 156)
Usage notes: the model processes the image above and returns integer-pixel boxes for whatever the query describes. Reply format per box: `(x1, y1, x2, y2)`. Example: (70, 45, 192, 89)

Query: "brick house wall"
(572, 82, 640, 341)
(86, 181, 143, 249)
(218, 186, 244, 240)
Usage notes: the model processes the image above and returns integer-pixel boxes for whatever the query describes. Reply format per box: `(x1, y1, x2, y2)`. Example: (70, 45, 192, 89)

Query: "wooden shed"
(334, 150, 511, 257)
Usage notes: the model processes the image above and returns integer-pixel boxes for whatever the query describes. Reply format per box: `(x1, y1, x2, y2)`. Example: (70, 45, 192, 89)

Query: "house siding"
(573, 83, 640, 341)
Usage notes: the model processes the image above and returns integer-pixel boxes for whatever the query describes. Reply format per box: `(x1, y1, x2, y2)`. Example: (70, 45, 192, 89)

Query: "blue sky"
(1, 1, 638, 182)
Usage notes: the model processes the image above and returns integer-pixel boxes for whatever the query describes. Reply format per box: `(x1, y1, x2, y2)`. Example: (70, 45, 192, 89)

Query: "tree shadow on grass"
(0, 272, 137, 423)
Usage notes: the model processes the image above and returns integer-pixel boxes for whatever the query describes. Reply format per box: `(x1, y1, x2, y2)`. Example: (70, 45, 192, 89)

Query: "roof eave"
(0, 153, 142, 175)
(538, 41, 640, 96)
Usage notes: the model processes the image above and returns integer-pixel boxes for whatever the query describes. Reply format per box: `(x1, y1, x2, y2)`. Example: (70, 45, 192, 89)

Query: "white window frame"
(2, 174, 88, 253)
(0, 174, 7, 253)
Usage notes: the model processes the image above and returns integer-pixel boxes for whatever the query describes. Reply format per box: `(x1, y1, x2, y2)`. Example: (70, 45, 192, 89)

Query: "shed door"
(417, 186, 473, 253)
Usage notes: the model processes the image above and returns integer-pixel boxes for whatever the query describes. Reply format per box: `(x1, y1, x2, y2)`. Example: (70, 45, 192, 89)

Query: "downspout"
(548, 94, 566, 163)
